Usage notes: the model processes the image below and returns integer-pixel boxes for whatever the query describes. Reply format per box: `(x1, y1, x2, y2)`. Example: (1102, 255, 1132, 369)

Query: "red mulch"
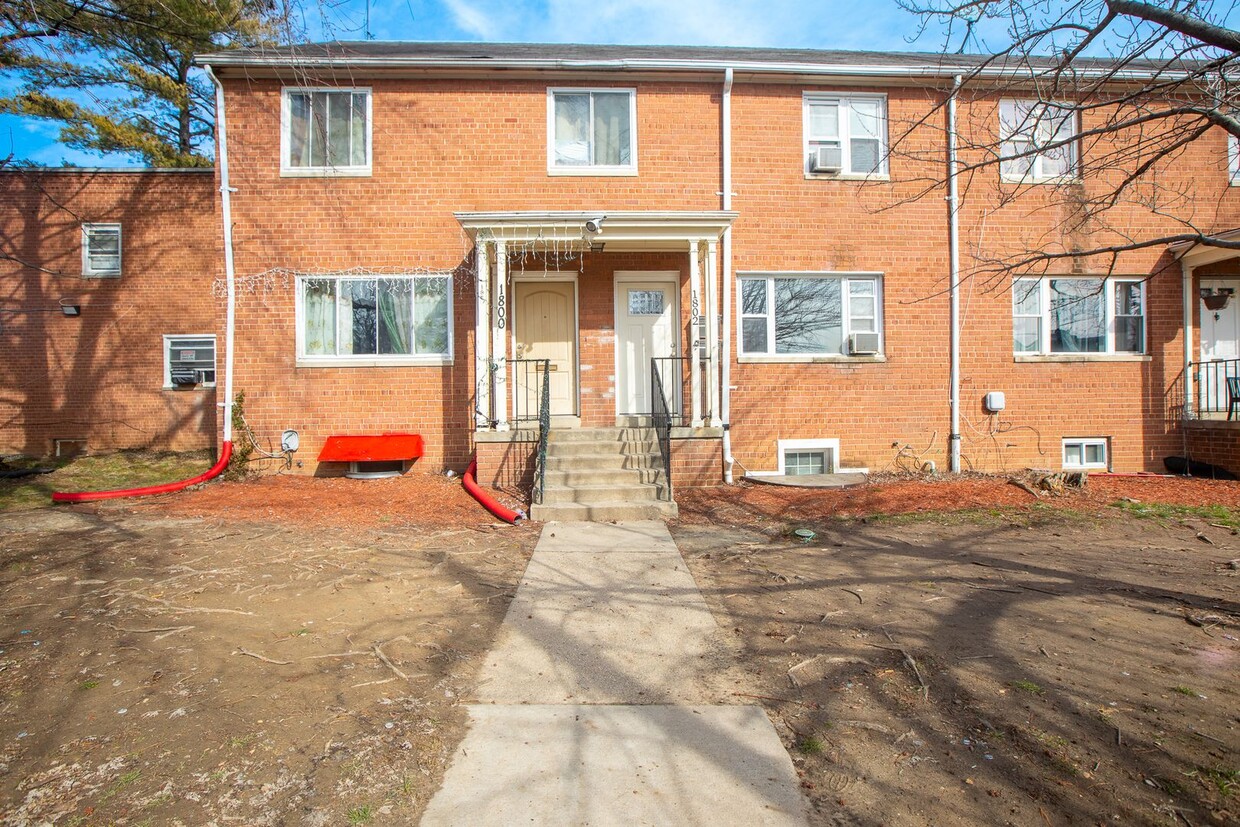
(676, 473, 1240, 525)
(140, 472, 532, 529)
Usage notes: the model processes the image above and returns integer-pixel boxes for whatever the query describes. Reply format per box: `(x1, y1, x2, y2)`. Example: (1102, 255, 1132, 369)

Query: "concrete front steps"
(530, 427, 678, 522)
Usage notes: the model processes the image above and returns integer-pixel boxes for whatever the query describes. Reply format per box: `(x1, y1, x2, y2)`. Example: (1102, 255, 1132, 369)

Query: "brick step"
(529, 499, 679, 522)
(542, 467, 662, 487)
(543, 453, 661, 472)
(539, 482, 666, 505)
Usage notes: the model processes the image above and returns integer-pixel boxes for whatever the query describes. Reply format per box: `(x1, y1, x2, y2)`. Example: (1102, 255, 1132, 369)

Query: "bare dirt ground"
(0, 474, 537, 825)
(675, 482, 1239, 827)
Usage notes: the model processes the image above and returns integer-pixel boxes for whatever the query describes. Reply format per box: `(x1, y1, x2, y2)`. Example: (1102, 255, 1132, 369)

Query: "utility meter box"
(984, 391, 1006, 413)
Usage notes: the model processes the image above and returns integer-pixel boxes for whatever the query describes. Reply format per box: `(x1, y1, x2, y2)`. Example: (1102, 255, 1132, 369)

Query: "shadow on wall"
(0, 169, 219, 458)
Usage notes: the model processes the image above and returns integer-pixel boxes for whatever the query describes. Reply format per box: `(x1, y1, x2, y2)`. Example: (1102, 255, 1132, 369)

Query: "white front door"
(513, 280, 577, 419)
(1200, 278, 1240, 413)
(615, 273, 679, 416)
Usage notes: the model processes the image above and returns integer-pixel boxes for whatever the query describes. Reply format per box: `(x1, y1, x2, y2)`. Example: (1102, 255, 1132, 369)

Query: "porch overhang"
(1170, 228, 1240, 269)
(455, 210, 737, 252)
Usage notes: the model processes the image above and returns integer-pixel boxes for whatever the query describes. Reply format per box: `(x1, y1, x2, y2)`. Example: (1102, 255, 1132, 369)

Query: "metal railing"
(650, 358, 675, 502)
(651, 356, 690, 427)
(509, 358, 551, 424)
(532, 358, 551, 504)
(1192, 358, 1240, 419)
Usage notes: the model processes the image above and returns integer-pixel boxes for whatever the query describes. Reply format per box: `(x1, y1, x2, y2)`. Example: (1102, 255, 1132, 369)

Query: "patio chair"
(1229, 377, 1240, 421)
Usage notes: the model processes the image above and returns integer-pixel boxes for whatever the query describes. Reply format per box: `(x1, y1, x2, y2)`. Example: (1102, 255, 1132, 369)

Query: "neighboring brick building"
(0, 169, 219, 458)
(7, 42, 1240, 493)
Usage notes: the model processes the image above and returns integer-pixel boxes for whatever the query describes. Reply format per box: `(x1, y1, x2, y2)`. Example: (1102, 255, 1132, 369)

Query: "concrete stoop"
(530, 427, 678, 521)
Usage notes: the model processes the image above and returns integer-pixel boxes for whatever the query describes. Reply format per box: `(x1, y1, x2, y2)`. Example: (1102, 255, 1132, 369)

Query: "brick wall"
(0, 169, 219, 457)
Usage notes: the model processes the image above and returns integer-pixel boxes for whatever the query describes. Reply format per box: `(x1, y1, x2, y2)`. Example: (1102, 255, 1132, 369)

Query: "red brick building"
(7, 42, 1240, 502)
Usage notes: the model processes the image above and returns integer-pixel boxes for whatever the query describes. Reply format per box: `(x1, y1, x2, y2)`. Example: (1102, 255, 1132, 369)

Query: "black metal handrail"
(1192, 358, 1240, 418)
(651, 356, 689, 427)
(650, 358, 674, 502)
(533, 359, 551, 504)
(509, 358, 550, 424)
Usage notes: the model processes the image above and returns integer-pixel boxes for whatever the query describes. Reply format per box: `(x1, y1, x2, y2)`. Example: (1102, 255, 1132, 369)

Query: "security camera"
(584, 216, 606, 234)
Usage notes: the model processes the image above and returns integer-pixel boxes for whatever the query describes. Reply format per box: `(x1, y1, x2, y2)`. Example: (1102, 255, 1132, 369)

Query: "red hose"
(52, 442, 233, 503)
(463, 458, 524, 524)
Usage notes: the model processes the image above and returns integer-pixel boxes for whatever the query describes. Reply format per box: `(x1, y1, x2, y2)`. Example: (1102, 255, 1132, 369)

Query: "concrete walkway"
(420, 521, 807, 826)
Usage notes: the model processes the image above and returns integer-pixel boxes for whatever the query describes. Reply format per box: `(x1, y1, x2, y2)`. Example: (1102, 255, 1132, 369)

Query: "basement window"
(1062, 438, 1108, 471)
(164, 335, 216, 388)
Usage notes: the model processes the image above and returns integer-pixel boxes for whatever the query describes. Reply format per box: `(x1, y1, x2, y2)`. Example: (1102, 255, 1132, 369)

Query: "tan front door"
(513, 280, 577, 419)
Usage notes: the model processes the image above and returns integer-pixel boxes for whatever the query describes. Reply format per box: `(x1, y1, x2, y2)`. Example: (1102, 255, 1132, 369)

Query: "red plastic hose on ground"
(52, 442, 234, 504)
(463, 458, 524, 524)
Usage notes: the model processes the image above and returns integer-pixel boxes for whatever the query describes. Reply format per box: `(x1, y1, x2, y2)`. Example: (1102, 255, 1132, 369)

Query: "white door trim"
(613, 270, 681, 418)
(511, 273, 581, 421)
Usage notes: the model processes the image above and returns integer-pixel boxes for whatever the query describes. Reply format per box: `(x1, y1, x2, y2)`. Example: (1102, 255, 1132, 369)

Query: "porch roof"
(1170, 228, 1240, 269)
(455, 210, 737, 252)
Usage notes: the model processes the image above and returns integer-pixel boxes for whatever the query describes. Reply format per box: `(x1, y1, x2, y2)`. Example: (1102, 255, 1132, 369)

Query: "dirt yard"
(0, 474, 537, 825)
(675, 482, 1239, 827)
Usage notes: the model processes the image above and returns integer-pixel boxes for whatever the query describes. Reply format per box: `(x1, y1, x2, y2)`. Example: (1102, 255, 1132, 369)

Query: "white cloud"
(441, 0, 503, 40)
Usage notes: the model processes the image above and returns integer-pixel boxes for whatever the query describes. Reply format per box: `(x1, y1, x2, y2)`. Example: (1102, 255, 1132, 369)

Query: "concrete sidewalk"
(420, 521, 807, 826)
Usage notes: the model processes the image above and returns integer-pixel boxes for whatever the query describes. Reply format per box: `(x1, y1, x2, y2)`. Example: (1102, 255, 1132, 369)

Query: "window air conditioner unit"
(848, 332, 881, 355)
(810, 144, 843, 173)
(170, 367, 200, 386)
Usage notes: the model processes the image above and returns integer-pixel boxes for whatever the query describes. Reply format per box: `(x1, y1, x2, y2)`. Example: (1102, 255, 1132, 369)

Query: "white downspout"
(947, 75, 962, 474)
(721, 67, 736, 483)
(205, 65, 237, 446)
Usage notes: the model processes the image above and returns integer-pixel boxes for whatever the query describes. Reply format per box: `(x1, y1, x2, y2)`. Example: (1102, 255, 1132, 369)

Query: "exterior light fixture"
(59, 298, 82, 316)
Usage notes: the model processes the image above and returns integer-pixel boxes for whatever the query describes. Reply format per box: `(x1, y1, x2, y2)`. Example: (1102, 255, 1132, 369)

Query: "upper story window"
(547, 88, 637, 175)
(803, 93, 888, 178)
(281, 88, 372, 177)
(297, 274, 452, 365)
(999, 99, 1078, 182)
(1229, 133, 1239, 186)
(1012, 277, 1145, 355)
(739, 273, 882, 358)
(82, 223, 121, 277)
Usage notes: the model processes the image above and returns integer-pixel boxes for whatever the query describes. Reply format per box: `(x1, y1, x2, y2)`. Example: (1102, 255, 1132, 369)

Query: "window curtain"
(414, 278, 449, 354)
(303, 279, 336, 355)
(378, 279, 411, 354)
(288, 93, 313, 167)
(555, 94, 590, 165)
(848, 100, 883, 174)
(593, 92, 630, 166)
(1050, 279, 1104, 353)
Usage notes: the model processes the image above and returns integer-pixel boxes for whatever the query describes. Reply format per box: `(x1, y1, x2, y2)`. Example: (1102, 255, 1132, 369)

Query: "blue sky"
(3, 0, 1236, 166)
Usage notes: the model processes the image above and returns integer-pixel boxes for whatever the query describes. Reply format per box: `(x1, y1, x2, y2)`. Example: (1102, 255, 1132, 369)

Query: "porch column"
(704, 239, 721, 427)
(493, 240, 509, 431)
(474, 240, 491, 429)
(1183, 260, 1194, 418)
(688, 238, 704, 428)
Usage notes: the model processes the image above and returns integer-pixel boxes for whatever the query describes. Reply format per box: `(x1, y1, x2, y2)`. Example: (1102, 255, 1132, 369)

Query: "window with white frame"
(547, 88, 636, 173)
(1230, 134, 1239, 186)
(298, 275, 451, 362)
(740, 273, 881, 357)
(1063, 437, 1108, 470)
(803, 93, 887, 176)
(999, 99, 1078, 181)
(164, 335, 216, 387)
(1012, 277, 1144, 355)
(82, 223, 121, 277)
(282, 88, 371, 175)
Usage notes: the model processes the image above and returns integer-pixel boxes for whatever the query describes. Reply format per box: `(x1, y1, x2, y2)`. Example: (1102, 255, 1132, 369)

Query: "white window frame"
(163, 334, 217, 389)
(280, 87, 373, 177)
(737, 272, 883, 361)
(999, 99, 1079, 183)
(802, 93, 889, 179)
(1012, 277, 1146, 357)
(546, 87, 638, 176)
(1062, 437, 1109, 471)
(294, 273, 454, 367)
(1229, 133, 1239, 187)
(81, 223, 122, 277)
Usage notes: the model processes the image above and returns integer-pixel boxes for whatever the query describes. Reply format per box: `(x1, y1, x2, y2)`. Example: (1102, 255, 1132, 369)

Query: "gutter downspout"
(206, 64, 237, 450)
(721, 67, 736, 483)
(947, 75, 962, 474)
(1182, 260, 1194, 418)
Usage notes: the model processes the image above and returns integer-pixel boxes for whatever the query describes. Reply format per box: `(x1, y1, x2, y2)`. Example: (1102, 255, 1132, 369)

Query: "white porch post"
(705, 239, 721, 427)
(689, 238, 704, 428)
(1183, 260, 1195, 418)
(492, 240, 510, 431)
(474, 240, 492, 429)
